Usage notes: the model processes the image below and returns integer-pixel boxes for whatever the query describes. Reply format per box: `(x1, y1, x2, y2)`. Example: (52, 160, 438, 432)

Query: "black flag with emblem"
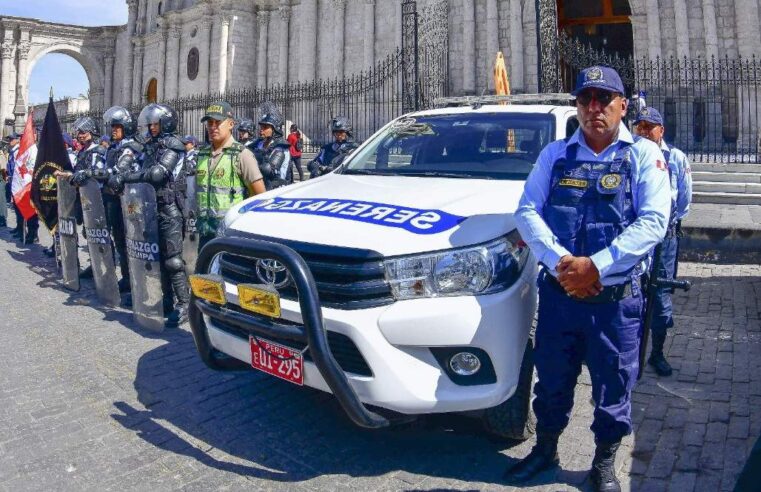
(31, 96, 73, 232)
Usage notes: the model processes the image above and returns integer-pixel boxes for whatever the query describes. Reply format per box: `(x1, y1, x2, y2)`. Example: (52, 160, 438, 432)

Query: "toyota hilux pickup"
(188, 94, 579, 439)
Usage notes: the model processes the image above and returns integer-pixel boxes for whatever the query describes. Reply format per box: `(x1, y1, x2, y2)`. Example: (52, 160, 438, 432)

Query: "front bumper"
(189, 237, 537, 419)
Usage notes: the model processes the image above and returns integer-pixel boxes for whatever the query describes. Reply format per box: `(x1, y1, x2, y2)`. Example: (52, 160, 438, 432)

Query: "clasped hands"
(556, 255, 602, 299)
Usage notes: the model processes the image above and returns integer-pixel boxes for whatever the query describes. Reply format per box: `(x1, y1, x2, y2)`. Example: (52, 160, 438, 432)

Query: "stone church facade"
(109, 0, 761, 107)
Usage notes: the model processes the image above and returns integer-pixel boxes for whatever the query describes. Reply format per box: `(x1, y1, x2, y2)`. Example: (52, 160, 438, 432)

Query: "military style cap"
(201, 101, 235, 122)
(571, 66, 626, 96)
(181, 135, 198, 145)
(633, 106, 664, 126)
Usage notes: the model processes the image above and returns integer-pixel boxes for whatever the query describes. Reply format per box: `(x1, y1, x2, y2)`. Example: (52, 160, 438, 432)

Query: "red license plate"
(249, 336, 304, 385)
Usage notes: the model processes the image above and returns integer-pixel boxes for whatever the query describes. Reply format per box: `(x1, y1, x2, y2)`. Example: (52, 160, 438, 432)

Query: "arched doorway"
(146, 78, 158, 103)
(557, 0, 634, 91)
(535, 0, 634, 93)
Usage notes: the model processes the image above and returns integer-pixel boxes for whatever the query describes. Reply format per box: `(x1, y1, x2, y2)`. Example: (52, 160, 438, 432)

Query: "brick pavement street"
(0, 227, 759, 491)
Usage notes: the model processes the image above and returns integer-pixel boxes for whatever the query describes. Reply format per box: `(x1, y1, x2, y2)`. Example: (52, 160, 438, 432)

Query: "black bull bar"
(188, 237, 390, 429)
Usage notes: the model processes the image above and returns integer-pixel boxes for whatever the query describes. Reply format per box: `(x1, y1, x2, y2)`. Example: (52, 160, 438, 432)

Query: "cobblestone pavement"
(0, 227, 759, 491)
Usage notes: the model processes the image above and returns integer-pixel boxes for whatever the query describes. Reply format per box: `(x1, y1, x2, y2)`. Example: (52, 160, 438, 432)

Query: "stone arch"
(25, 43, 105, 104)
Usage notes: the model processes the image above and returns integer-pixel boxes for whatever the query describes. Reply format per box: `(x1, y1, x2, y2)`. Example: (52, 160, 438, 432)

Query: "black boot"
(504, 432, 560, 483)
(648, 333, 673, 377)
(166, 304, 188, 327)
(118, 277, 131, 293)
(79, 265, 94, 279)
(590, 440, 621, 492)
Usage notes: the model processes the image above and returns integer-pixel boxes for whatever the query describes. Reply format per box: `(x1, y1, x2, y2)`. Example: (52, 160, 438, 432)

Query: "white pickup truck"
(188, 95, 579, 439)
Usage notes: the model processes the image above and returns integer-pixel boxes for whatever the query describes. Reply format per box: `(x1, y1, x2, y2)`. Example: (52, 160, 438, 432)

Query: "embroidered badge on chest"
(600, 174, 622, 189)
(214, 168, 225, 179)
(559, 178, 588, 188)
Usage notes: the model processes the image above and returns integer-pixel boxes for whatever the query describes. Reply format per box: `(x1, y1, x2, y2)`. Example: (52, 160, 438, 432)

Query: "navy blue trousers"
(533, 276, 644, 443)
(651, 235, 678, 337)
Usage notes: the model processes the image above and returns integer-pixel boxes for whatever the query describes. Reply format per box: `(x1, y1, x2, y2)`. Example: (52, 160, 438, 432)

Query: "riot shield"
(57, 177, 80, 291)
(182, 175, 199, 275)
(121, 183, 164, 332)
(80, 180, 120, 307)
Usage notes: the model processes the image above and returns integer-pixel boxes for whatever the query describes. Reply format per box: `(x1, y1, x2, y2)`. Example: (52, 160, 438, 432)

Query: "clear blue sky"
(1, 1, 128, 104)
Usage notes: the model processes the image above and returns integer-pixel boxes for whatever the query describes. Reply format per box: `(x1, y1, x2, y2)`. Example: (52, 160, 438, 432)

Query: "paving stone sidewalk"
(0, 228, 759, 491)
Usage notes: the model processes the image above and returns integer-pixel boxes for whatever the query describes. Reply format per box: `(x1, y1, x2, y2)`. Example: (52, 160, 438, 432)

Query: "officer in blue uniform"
(633, 107, 692, 377)
(510, 66, 671, 492)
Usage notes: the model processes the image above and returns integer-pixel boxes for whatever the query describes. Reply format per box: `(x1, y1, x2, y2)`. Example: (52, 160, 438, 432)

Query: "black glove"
(70, 170, 91, 187)
(106, 174, 125, 193)
(91, 168, 109, 182)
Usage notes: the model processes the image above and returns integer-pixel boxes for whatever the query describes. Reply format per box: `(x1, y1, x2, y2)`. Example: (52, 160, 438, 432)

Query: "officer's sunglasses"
(575, 90, 622, 107)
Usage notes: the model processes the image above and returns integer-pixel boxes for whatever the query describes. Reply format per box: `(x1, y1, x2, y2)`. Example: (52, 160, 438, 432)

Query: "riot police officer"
(308, 116, 358, 178)
(68, 117, 107, 276)
(510, 67, 671, 492)
(101, 106, 143, 293)
(251, 112, 291, 190)
(107, 104, 190, 327)
(237, 118, 256, 147)
(633, 107, 693, 377)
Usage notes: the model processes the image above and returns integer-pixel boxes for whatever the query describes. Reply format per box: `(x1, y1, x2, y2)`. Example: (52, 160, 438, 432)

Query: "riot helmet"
(103, 106, 137, 138)
(138, 103, 178, 138)
(330, 116, 353, 137)
(73, 116, 100, 137)
(237, 117, 255, 141)
(258, 113, 284, 138)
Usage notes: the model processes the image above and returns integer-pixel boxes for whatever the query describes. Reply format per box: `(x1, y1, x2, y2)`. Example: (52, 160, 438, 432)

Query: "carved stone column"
(363, 0, 375, 69)
(0, 43, 15, 127)
(217, 16, 231, 92)
(104, 55, 115, 108)
(132, 41, 145, 105)
(278, 4, 291, 85)
(508, 0, 524, 90)
(673, 0, 690, 59)
(256, 10, 270, 87)
(645, 0, 662, 60)
(461, 0, 476, 95)
(166, 25, 182, 100)
(331, 0, 346, 78)
(299, 0, 317, 82)
(123, 0, 138, 103)
(702, 0, 719, 59)
(734, 0, 761, 59)
(15, 41, 31, 105)
(486, 0, 499, 90)
(199, 17, 214, 92)
(157, 27, 168, 100)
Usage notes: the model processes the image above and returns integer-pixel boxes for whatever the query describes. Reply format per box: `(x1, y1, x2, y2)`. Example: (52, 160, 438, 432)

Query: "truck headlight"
(384, 230, 529, 300)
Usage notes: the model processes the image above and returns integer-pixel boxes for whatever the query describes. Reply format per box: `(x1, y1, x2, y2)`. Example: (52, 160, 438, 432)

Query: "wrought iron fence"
(559, 33, 761, 162)
(44, 48, 407, 153)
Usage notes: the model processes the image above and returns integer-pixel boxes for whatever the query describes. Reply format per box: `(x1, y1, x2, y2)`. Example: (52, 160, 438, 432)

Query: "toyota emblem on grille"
(255, 259, 291, 289)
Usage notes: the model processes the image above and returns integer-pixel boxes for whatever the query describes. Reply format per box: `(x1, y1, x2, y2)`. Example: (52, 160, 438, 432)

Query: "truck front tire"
(481, 339, 536, 441)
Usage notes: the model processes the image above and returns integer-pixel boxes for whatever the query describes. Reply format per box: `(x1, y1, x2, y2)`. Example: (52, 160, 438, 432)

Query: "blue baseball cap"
(571, 66, 626, 96)
(634, 107, 664, 126)
(181, 135, 198, 145)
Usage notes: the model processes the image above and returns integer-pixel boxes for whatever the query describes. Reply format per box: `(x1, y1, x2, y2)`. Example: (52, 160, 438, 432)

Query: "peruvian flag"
(11, 110, 38, 220)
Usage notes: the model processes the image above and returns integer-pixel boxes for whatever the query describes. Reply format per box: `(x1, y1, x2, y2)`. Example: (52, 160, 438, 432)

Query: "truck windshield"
(341, 113, 555, 180)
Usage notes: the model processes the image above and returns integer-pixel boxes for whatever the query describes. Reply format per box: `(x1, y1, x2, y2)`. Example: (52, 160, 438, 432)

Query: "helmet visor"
(102, 106, 131, 135)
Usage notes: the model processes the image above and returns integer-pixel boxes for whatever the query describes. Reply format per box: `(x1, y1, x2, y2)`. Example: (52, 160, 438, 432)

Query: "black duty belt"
(540, 269, 634, 304)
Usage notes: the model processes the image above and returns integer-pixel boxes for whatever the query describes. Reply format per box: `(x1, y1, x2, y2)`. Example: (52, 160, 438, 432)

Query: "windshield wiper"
(341, 169, 393, 175)
(397, 171, 493, 179)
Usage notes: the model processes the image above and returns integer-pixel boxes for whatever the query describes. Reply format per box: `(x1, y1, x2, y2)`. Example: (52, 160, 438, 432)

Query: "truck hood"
(227, 174, 526, 256)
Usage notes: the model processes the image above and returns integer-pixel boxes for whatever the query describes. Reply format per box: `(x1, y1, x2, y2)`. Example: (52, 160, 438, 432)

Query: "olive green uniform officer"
(196, 101, 267, 249)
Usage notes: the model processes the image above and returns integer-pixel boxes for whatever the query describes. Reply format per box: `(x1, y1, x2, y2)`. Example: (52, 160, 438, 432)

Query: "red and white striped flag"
(11, 111, 38, 220)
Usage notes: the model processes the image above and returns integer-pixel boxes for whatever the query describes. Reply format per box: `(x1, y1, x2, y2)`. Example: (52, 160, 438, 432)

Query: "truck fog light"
(449, 352, 481, 376)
